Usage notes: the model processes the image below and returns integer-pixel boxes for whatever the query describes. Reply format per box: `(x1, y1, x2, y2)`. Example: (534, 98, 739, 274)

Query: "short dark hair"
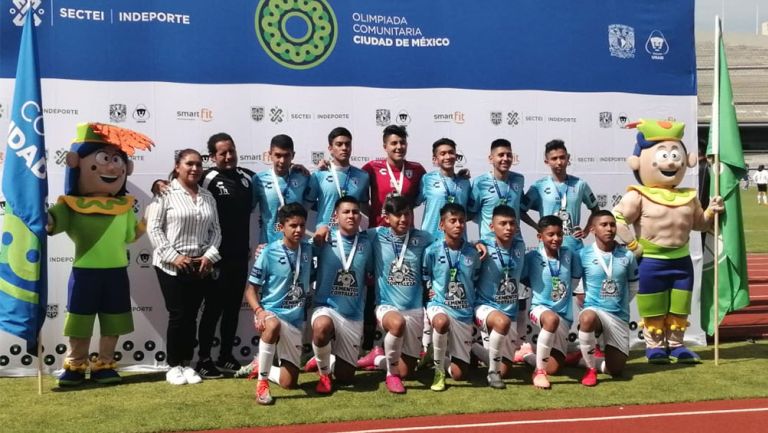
(270, 134, 295, 152)
(537, 215, 563, 232)
(587, 210, 615, 227)
(544, 139, 567, 157)
(334, 195, 360, 210)
(383, 195, 412, 215)
(277, 202, 307, 225)
(492, 204, 517, 220)
(328, 127, 352, 145)
(491, 138, 512, 152)
(439, 203, 466, 220)
(383, 125, 408, 142)
(432, 138, 456, 156)
(207, 132, 234, 155)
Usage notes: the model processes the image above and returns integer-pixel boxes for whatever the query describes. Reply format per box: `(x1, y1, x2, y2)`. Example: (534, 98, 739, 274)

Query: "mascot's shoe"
(90, 360, 122, 384)
(645, 347, 671, 364)
(58, 369, 86, 387)
(669, 346, 702, 364)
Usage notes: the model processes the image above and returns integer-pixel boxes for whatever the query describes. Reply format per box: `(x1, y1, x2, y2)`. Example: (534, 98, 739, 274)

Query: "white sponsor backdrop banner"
(0, 0, 700, 375)
(0, 81, 702, 375)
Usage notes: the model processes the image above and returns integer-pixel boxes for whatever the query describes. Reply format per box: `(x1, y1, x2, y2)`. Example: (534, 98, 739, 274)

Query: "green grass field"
(2, 341, 767, 433)
(741, 188, 768, 253)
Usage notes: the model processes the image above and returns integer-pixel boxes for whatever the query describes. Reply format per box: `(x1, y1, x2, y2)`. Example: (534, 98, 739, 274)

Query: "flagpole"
(712, 16, 722, 366)
(37, 332, 42, 395)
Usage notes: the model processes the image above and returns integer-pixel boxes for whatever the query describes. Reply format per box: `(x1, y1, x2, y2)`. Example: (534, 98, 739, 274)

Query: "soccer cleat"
(487, 371, 506, 390)
(235, 357, 259, 379)
(385, 374, 406, 394)
(532, 368, 551, 389)
(430, 369, 446, 392)
(316, 374, 333, 395)
(513, 342, 533, 364)
(593, 344, 605, 358)
(646, 347, 671, 364)
(669, 346, 702, 364)
(581, 367, 598, 387)
(216, 356, 242, 374)
(195, 358, 223, 379)
(356, 346, 383, 370)
(165, 366, 187, 385)
(182, 366, 203, 384)
(564, 350, 583, 366)
(256, 379, 274, 405)
(304, 357, 318, 373)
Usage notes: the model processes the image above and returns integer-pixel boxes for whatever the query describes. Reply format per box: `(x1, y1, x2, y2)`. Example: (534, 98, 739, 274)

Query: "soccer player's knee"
(579, 310, 598, 330)
(496, 315, 512, 334)
(388, 315, 406, 333)
(541, 311, 559, 331)
(312, 317, 334, 341)
(431, 314, 450, 333)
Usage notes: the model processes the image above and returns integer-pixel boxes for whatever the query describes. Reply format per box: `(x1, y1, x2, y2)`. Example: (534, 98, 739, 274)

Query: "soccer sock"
(384, 332, 403, 376)
(268, 365, 282, 384)
(488, 330, 504, 374)
(536, 329, 554, 371)
(599, 359, 607, 374)
(373, 355, 386, 370)
(471, 342, 489, 365)
(578, 330, 597, 369)
(422, 312, 433, 353)
(516, 308, 529, 348)
(313, 342, 333, 375)
(432, 330, 448, 372)
(258, 341, 275, 381)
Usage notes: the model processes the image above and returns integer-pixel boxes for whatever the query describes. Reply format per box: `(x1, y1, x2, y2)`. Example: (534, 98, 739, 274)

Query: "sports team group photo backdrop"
(0, 0, 700, 375)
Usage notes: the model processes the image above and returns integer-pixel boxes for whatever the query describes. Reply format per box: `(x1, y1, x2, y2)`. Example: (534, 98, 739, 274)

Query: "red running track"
(190, 398, 768, 433)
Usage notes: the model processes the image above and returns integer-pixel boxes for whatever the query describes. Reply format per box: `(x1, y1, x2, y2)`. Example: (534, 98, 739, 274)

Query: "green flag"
(701, 33, 750, 336)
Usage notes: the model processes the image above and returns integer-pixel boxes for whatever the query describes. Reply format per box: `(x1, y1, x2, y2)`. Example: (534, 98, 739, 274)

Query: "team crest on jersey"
(291, 179, 299, 187)
(241, 177, 250, 187)
(619, 257, 628, 266)
(410, 237, 420, 246)
(404, 169, 413, 179)
(463, 256, 473, 266)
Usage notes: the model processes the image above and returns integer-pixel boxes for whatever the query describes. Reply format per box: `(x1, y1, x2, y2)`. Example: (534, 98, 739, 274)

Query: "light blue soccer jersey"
(476, 239, 527, 320)
(252, 169, 309, 243)
(248, 240, 312, 328)
(416, 171, 472, 238)
(424, 240, 480, 323)
(524, 175, 598, 251)
(580, 245, 638, 322)
(470, 171, 526, 241)
(305, 166, 370, 228)
(368, 227, 433, 311)
(521, 246, 582, 324)
(313, 229, 374, 321)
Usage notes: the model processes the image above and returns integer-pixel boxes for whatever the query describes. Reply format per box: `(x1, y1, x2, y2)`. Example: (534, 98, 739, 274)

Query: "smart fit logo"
(10, 0, 44, 26)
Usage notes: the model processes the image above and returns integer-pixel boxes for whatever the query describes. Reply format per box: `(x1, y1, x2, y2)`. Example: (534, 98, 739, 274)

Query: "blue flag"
(0, 11, 48, 355)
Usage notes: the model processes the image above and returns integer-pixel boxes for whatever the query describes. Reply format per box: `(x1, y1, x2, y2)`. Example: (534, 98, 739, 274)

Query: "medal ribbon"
(270, 169, 290, 207)
(386, 162, 404, 195)
(443, 242, 463, 282)
(330, 162, 352, 197)
(282, 244, 302, 286)
(494, 242, 514, 278)
(549, 176, 568, 211)
(335, 230, 359, 272)
(538, 245, 561, 278)
(390, 229, 411, 270)
(492, 172, 513, 204)
(440, 174, 457, 203)
(592, 242, 614, 281)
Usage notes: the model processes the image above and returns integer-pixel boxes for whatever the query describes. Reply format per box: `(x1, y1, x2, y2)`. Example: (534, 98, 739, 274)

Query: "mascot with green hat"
(613, 119, 723, 364)
(47, 123, 153, 386)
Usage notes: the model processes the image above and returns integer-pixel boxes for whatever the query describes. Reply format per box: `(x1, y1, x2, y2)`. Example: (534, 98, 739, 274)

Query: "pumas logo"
(10, 0, 43, 26)
(599, 112, 612, 128)
(109, 104, 128, 123)
(608, 24, 635, 59)
(376, 109, 391, 126)
(133, 104, 150, 122)
(645, 30, 669, 60)
(396, 110, 411, 125)
(255, 0, 337, 70)
(136, 249, 152, 268)
(251, 106, 265, 122)
(617, 112, 630, 128)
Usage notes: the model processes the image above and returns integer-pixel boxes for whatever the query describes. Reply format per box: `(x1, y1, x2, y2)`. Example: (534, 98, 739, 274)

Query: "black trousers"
(197, 256, 249, 360)
(155, 267, 207, 367)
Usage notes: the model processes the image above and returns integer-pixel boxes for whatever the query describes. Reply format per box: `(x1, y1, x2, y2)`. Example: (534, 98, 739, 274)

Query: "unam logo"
(254, 0, 338, 70)
(10, 0, 43, 26)
(608, 24, 635, 59)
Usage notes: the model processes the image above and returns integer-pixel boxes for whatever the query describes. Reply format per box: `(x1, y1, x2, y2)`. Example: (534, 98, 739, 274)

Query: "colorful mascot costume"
(612, 119, 723, 364)
(48, 123, 153, 386)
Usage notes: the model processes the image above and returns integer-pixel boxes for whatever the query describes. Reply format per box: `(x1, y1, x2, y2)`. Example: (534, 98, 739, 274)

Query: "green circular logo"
(255, 0, 338, 70)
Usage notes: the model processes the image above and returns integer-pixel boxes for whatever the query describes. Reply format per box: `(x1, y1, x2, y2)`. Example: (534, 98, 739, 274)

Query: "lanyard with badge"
(495, 242, 518, 302)
(443, 242, 463, 282)
(549, 176, 571, 231)
(386, 162, 404, 196)
(492, 172, 513, 205)
(330, 162, 352, 197)
(441, 174, 457, 204)
(443, 242, 467, 305)
(539, 245, 566, 301)
(593, 243, 618, 296)
(335, 230, 359, 289)
(388, 229, 411, 284)
(282, 244, 303, 294)
(270, 169, 291, 207)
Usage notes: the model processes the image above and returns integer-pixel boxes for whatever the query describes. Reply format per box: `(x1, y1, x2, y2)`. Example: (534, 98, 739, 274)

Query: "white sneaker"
(166, 366, 187, 385)
(182, 366, 203, 384)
